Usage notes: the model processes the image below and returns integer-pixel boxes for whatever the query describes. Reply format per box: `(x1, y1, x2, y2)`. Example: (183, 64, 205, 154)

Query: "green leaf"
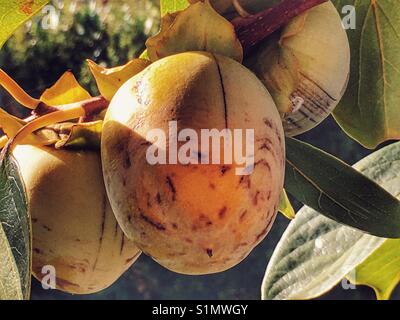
(0, 0, 49, 49)
(0, 223, 23, 299)
(285, 137, 400, 238)
(160, 0, 190, 16)
(348, 238, 400, 300)
(0, 149, 31, 300)
(54, 120, 103, 150)
(332, 1, 400, 149)
(139, 49, 150, 60)
(278, 189, 295, 220)
(262, 141, 400, 300)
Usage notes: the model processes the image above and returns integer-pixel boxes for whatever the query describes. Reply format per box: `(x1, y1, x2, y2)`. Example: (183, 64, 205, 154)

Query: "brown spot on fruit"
(42, 225, 52, 232)
(220, 165, 231, 175)
(209, 183, 216, 190)
(172, 223, 178, 229)
(206, 248, 213, 258)
(219, 206, 227, 219)
(263, 118, 273, 129)
(33, 248, 43, 255)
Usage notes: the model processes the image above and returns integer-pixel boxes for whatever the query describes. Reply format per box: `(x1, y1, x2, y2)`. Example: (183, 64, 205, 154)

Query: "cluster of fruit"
(0, 0, 349, 294)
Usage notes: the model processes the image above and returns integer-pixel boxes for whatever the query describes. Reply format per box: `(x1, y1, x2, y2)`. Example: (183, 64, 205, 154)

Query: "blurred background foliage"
(0, 0, 398, 300)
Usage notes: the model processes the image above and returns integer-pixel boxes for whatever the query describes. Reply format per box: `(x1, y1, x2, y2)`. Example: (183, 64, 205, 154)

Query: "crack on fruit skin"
(239, 175, 251, 189)
(156, 192, 162, 204)
(166, 176, 177, 201)
(125, 252, 141, 264)
(92, 194, 108, 271)
(113, 220, 119, 239)
(119, 234, 125, 255)
(55, 277, 81, 290)
(139, 212, 166, 231)
(212, 55, 229, 128)
(239, 210, 248, 222)
(255, 214, 275, 243)
(254, 159, 271, 172)
(285, 73, 337, 136)
(123, 152, 132, 169)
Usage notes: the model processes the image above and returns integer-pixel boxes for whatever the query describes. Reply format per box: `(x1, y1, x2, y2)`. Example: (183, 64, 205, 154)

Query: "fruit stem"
(232, 0, 328, 55)
(9, 96, 108, 150)
(0, 69, 42, 109)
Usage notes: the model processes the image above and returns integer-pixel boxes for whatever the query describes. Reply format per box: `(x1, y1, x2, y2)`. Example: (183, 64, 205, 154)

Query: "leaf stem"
(232, 0, 328, 55)
(0, 69, 42, 109)
(9, 96, 108, 150)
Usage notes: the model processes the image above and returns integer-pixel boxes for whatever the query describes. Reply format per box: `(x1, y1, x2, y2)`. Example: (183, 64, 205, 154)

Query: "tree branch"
(232, 0, 328, 55)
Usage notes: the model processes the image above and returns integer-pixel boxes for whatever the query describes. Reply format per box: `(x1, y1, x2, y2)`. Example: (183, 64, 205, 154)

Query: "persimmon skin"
(12, 145, 141, 294)
(246, 2, 350, 136)
(102, 52, 285, 275)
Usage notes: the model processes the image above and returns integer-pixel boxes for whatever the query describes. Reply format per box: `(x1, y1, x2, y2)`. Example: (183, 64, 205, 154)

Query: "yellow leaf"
(146, 0, 243, 62)
(0, 108, 25, 137)
(0, 108, 50, 147)
(0, 0, 49, 49)
(278, 189, 295, 220)
(40, 71, 91, 106)
(87, 59, 150, 101)
(348, 238, 400, 300)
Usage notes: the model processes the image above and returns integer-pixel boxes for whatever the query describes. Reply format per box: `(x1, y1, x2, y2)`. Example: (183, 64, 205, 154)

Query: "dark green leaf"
(0, 148, 31, 299)
(285, 137, 400, 238)
(332, 0, 400, 148)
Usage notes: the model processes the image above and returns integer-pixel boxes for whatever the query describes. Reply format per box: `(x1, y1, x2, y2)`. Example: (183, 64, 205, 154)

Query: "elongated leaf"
(332, 0, 400, 148)
(160, 0, 190, 16)
(0, 149, 31, 299)
(262, 141, 400, 300)
(348, 238, 400, 300)
(285, 137, 400, 238)
(0, 0, 48, 49)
